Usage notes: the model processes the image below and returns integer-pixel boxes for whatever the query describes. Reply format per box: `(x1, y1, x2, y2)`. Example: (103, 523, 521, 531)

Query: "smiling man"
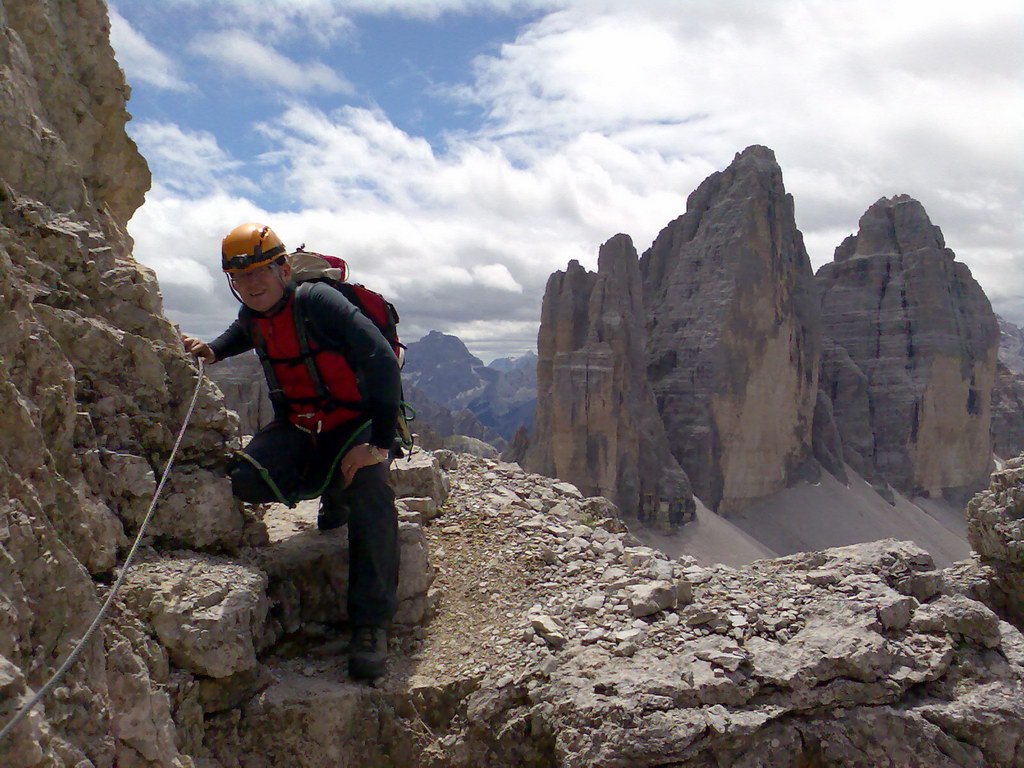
(181, 222, 402, 682)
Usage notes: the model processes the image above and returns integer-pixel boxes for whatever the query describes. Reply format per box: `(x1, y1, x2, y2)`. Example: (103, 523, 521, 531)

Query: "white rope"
(0, 358, 207, 743)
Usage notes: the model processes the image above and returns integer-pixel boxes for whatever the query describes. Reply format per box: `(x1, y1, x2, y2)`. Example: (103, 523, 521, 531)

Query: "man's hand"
(181, 333, 215, 364)
(339, 443, 388, 486)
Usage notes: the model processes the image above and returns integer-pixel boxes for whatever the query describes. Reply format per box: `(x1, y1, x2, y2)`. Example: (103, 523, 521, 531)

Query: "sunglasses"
(228, 263, 278, 285)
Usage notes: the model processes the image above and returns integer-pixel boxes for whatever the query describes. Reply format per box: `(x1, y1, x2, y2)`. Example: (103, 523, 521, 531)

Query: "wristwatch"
(367, 444, 390, 464)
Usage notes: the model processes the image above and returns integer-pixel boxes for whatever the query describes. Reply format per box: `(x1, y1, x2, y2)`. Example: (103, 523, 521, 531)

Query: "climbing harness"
(0, 357, 208, 743)
(234, 402, 417, 509)
(234, 418, 372, 507)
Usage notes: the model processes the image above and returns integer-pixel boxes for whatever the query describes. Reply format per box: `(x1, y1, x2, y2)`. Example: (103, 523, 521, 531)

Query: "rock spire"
(816, 194, 998, 500)
(639, 145, 822, 513)
(525, 235, 695, 528)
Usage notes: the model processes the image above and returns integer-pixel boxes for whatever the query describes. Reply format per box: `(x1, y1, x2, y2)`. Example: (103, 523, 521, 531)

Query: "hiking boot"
(316, 500, 349, 531)
(349, 625, 388, 681)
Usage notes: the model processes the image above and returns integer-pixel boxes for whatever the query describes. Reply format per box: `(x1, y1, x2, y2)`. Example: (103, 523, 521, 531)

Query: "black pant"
(229, 419, 399, 628)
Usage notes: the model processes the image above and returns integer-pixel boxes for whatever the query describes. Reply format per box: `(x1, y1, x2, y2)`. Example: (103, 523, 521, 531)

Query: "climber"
(181, 222, 401, 682)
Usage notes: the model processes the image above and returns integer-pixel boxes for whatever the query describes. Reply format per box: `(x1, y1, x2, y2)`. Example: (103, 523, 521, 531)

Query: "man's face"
(230, 261, 291, 313)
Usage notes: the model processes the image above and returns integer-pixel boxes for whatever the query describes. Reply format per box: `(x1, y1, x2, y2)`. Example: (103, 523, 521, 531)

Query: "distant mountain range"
(207, 329, 537, 449)
(401, 330, 537, 447)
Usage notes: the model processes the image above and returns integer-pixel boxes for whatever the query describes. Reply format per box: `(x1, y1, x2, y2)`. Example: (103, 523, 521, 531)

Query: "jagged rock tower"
(526, 234, 695, 527)
(639, 146, 822, 513)
(816, 195, 998, 501)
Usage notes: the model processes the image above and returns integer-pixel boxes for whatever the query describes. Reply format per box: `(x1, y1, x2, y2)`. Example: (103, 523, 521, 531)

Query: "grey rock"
(990, 362, 1024, 459)
(249, 512, 434, 633)
(530, 615, 568, 649)
(441, 434, 499, 459)
(525, 235, 695, 529)
(627, 581, 678, 617)
(119, 555, 269, 679)
(640, 145, 822, 513)
(963, 456, 1024, 626)
(390, 450, 450, 506)
(817, 194, 998, 499)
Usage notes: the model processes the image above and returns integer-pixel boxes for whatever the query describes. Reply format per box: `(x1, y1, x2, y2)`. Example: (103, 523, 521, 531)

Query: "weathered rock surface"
(526, 235, 695, 529)
(199, 454, 1024, 768)
(639, 146, 822, 513)
(992, 362, 1024, 460)
(0, 1, 239, 764)
(999, 317, 1024, 376)
(816, 195, 998, 501)
(442, 434, 500, 459)
(119, 556, 270, 679)
(248, 502, 435, 633)
(390, 450, 451, 507)
(963, 454, 1024, 628)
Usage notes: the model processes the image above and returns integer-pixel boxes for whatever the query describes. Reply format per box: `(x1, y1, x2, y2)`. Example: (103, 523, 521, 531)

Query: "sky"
(109, 0, 1024, 363)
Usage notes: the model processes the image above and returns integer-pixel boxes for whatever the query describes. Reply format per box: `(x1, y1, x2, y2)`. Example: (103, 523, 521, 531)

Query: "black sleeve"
(208, 317, 255, 361)
(302, 283, 402, 449)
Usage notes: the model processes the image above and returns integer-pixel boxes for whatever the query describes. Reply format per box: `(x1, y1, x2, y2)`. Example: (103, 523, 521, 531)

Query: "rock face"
(0, 0, 148, 222)
(0, 3, 435, 765)
(639, 146, 822, 512)
(202, 453, 1024, 768)
(0, 0, 244, 764)
(816, 195, 998, 500)
(999, 317, 1024, 376)
(991, 363, 1024, 460)
(992, 319, 1024, 460)
(962, 454, 1024, 627)
(525, 235, 695, 528)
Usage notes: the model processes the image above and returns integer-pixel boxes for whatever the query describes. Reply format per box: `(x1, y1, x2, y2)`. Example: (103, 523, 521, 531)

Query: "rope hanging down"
(0, 358, 207, 743)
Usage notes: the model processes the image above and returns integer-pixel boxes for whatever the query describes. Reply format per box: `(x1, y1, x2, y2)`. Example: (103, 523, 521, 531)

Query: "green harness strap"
(235, 399, 418, 508)
(234, 420, 371, 508)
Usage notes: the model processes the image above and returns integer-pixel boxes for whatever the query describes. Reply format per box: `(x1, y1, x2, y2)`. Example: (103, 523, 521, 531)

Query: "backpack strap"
(292, 283, 333, 404)
(249, 320, 288, 410)
(292, 282, 368, 413)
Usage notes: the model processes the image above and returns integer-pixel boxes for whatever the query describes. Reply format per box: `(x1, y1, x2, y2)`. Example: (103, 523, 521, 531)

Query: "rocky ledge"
(193, 451, 1024, 767)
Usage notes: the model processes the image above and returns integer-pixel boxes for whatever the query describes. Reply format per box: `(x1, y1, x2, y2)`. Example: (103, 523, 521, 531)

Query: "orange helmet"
(221, 223, 287, 273)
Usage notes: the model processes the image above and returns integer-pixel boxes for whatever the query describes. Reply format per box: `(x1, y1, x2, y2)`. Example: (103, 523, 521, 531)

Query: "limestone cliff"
(992, 320, 1024, 460)
(639, 145, 822, 513)
(525, 236, 694, 528)
(816, 195, 998, 501)
(0, 1, 246, 764)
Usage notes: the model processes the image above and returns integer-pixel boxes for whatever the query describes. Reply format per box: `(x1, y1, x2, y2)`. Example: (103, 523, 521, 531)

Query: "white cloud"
(453, 0, 1024, 300)
(128, 122, 256, 196)
(191, 30, 354, 94)
(472, 264, 522, 292)
(108, 6, 191, 91)
(128, 0, 1024, 361)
